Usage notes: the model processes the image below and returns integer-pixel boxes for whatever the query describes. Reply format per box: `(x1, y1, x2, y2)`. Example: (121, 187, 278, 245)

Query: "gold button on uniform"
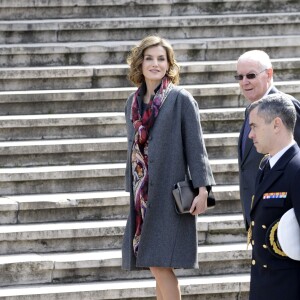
(252, 240, 255, 246)
(263, 265, 268, 268)
(262, 225, 267, 229)
(263, 244, 267, 249)
(251, 221, 255, 226)
(252, 259, 256, 265)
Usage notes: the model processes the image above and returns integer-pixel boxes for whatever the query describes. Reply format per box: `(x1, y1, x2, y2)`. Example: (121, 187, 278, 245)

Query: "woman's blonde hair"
(127, 35, 180, 86)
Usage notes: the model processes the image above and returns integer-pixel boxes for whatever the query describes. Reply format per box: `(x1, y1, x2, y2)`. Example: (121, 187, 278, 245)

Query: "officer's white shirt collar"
(269, 140, 296, 168)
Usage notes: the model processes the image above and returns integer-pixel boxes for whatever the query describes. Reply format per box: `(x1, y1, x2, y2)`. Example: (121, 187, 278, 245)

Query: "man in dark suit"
(247, 93, 300, 300)
(236, 50, 300, 230)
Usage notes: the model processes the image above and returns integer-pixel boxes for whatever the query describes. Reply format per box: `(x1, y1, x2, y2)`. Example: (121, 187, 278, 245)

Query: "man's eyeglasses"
(234, 69, 266, 81)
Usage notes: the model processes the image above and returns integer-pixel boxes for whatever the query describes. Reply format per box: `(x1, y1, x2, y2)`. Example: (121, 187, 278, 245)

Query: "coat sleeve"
(179, 89, 215, 188)
(291, 97, 300, 145)
(124, 94, 134, 193)
(291, 166, 300, 227)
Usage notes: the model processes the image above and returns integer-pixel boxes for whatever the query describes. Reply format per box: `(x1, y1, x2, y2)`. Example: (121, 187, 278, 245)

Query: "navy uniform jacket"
(249, 144, 300, 300)
(238, 87, 300, 230)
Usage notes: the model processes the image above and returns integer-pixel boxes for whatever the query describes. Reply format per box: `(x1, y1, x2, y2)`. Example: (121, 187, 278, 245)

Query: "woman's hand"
(190, 186, 208, 215)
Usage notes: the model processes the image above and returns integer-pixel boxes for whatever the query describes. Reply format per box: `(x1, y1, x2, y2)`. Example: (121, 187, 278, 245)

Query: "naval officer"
(247, 93, 300, 299)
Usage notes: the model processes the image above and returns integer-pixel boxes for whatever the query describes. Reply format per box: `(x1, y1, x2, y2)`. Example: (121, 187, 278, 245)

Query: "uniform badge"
(263, 192, 287, 199)
(266, 220, 287, 259)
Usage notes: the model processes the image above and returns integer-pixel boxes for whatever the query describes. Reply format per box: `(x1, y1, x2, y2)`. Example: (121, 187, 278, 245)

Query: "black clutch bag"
(172, 179, 215, 214)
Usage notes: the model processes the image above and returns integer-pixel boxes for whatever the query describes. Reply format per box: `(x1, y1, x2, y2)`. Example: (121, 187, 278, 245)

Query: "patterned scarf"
(131, 77, 172, 256)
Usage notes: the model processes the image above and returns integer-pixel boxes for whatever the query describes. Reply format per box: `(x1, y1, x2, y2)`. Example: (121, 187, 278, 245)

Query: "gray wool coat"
(122, 85, 215, 270)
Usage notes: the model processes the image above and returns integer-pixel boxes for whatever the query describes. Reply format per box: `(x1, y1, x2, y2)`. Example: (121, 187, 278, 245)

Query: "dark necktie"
(259, 160, 271, 183)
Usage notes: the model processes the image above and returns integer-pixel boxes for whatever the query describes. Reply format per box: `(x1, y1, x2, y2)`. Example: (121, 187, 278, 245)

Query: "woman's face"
(142, 45, 169, 86)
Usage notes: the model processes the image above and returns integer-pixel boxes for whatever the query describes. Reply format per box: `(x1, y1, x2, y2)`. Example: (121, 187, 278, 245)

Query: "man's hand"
(190, 186, 208, 215)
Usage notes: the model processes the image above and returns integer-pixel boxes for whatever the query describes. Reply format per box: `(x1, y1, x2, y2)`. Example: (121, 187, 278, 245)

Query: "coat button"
(262, 225, 267, 229)
(263, 265, 268, 268)
(251, 221, 255, 226)
(252, 240, 255, 246)
(252, 259, 256, 265)
(263, 244, 267, 249)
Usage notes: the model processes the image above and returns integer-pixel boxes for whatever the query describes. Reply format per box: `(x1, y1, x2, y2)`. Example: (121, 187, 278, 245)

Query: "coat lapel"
(239, 105, 253, 164)
(268, 86, 280, 95)
(242, 137, 254, 163)
(251, 144, 299, 211)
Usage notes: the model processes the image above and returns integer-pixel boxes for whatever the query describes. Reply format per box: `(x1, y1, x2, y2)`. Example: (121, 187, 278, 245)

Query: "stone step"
(200, 108, 244, 134)
(0, 163, 126, 195)
(1, 13, 299, 44)
(0, 35, 299, 67)
(0, 273, 250, 299)
(0, 109, 244, 141)
(0, 86, 135, 114)
(0, 159, 238, 195)
(0, 137, 128, 166)
(0, 133, 238, 167)
(0, 214, 247, 254)
(0, 1, 295, 298)
(0, 243, 250, 286)
(0, 112, 126, 141)
(1, 0, 299, 19)
(0, 81, 299, 115)
(0, 190, 130, 225)
(0, 184, 240, 224)
(1, 58, 300, 91)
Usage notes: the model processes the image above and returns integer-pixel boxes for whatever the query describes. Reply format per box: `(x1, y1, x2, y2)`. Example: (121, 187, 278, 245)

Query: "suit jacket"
(238, 87, 300, 230)
(250, 143, 300, 269)
(249, 144, 300, 299)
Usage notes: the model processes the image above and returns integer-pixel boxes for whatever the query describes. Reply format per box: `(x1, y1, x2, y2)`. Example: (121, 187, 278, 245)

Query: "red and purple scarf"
(131, 77, 172, 255)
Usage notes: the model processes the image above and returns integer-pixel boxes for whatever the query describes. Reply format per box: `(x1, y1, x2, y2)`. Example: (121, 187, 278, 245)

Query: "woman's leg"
(155, 282, 163, 300)
(150, 267, 181, 300)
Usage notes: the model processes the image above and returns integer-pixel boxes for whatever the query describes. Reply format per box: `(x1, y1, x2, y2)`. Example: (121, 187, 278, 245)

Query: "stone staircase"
(0, 0, 299, 299)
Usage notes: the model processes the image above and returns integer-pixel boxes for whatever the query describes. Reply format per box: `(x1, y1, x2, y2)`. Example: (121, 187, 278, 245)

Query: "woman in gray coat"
(122, 35, 215, 300)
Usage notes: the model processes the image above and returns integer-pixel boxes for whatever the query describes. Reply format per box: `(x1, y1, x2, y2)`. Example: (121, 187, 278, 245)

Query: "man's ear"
(267, 68, 273, 81)
(273, 117, 282, 131)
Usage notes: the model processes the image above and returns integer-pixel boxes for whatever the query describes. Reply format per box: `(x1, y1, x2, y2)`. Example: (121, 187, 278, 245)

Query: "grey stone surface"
(0, 13, 299, 45)
(0, 36, 300, 67)
(1, 0, 299, 20)
(0, 215, 247, 255)
(0, 0, 298, 298)
(0, 185, 240, 223)
(0, 59, 299, 90)
(0, 134, 237, 168)
(0, 158, 238, 194)
(0, 243, 251, 285)
(0, 81, 298, 115)
(0, 109, 243, 141)
(0, 274, 250, 299)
